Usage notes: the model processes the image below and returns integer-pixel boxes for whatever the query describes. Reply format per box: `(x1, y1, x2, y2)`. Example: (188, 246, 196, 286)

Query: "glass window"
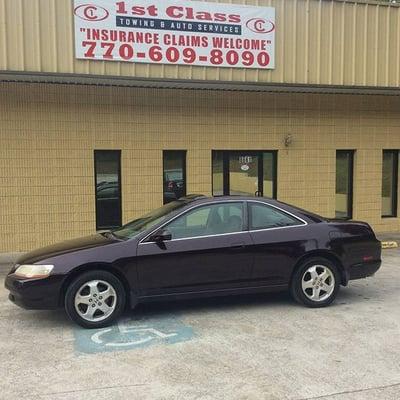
(212, 151, 224, 196)
(166, 202, 244, 239)
(263, 152, 277, 198)
(335, 150, 354, 219)
(229, 153, 259, 196)
(382, 150, 398, 217)
(163, 151, 186, 204)
(249, 203, 303, 230)
(95, 150, 122, 230)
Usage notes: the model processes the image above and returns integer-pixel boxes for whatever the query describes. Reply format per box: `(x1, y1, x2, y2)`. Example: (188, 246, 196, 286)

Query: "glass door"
(229, 152, 260, 196)
(212, 151, 277, 198)
(335, 150, 354, 219)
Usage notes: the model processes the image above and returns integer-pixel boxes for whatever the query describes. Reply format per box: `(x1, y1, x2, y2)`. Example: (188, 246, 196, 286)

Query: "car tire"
(65, 270, 126, 329)
(290, 257, 340, 308)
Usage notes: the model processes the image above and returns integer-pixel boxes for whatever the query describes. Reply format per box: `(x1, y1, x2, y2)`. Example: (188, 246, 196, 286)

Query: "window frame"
(335, 150, 355, 220)
(247, 200, 307, 232)
(382, 150, 399, 218)
(94, 150, 122, 231)
(141, 201, 247, 243)
(140, 200, 308, 244)
(163, 150, 187, 205)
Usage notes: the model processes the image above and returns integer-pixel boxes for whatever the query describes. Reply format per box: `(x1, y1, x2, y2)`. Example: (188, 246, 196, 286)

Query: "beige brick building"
(1, 0, 400, 252)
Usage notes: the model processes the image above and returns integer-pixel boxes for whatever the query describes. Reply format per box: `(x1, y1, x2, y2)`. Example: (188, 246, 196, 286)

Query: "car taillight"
(363, 256, 374, 262)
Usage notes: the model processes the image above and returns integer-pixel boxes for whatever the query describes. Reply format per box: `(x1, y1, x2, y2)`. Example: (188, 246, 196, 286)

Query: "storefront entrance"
(212, 151, 277, 198)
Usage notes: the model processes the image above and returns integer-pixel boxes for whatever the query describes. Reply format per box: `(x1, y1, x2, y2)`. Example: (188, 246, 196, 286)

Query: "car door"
(247, 201, 311, 286)
(136, 201, 254, 296)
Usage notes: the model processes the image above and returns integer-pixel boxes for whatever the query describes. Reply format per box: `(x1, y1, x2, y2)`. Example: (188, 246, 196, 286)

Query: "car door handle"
(230, 243, 246, 250)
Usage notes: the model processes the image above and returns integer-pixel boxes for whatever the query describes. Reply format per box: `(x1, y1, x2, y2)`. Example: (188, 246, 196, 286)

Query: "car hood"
(17, 233, 119, 265)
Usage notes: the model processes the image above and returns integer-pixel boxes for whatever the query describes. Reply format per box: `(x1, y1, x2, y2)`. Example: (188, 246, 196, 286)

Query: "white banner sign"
(74, 0, 275, 69)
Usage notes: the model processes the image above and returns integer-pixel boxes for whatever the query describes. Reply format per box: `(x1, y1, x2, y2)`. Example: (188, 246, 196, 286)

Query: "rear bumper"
(348, 260, 381, 281)
(5, 274, 61, 310)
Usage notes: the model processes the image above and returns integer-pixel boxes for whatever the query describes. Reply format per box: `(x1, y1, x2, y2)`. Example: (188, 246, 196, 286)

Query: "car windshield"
(111, 200, 189, 240)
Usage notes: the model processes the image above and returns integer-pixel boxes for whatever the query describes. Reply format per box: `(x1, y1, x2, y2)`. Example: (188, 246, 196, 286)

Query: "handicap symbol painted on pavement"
(74, 313, 195, 354)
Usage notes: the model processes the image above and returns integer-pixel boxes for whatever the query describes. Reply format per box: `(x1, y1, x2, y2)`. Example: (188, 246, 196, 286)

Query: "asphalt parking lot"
(1, 250, 399, 400)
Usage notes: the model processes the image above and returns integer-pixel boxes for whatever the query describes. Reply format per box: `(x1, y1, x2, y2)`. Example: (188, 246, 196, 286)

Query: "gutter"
(1, 71, 400, 96)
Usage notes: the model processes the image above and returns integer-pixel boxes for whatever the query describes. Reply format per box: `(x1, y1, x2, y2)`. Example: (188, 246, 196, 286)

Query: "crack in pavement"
(28, 381, 400, 400)
(296, 382, 400, 400)
(37, 383, 149, 398)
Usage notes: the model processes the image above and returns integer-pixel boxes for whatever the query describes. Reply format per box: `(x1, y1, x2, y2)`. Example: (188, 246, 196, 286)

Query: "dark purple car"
(5, 195, 381, 329)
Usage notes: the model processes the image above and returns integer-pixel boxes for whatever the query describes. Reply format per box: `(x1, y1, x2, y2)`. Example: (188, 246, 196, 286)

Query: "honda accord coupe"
(5, 195, 381, 329)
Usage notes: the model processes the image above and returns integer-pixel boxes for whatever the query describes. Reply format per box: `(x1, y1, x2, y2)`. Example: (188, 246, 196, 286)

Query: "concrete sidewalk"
(377, 232, 400, 242)
(377, 232, 400, 249)
(0, 253, 24, 271)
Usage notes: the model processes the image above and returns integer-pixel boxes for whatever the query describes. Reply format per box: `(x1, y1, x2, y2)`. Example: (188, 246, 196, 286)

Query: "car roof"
(180, 195, 325, 223)
(181, 194, 279, 204)
(179, 194, 290, 208)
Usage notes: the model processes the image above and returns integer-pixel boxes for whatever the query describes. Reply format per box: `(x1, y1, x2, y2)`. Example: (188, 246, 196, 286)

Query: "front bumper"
(5, 273, 62, 310)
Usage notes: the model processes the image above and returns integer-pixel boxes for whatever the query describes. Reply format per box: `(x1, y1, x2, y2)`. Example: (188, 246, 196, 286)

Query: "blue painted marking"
(74, 313, 194, 354)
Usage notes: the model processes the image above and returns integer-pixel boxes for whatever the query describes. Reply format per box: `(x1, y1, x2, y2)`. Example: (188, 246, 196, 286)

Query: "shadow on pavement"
(4, 276, 380, 328)
(126, 291, 296, 319)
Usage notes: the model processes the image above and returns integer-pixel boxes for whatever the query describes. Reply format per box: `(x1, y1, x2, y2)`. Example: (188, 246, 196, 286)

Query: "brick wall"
(0, 82, 399, 252)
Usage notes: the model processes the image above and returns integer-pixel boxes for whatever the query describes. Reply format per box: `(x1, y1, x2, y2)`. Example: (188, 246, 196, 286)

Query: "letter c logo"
(74, 4, 109, 22)
(246, 18, 275, 34)
(84, 6, 98, 20)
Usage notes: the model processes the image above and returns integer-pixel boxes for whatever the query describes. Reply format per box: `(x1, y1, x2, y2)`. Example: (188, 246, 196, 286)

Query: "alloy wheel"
(301, 265, 335, 302)
(74, 280, 117, 322)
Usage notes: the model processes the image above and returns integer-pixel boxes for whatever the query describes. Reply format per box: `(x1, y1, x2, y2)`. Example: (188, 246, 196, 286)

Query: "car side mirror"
(150, 229, 172, 243)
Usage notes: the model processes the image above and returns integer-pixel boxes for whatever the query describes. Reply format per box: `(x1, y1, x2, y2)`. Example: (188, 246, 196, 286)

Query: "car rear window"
(249, 203, 304, 230)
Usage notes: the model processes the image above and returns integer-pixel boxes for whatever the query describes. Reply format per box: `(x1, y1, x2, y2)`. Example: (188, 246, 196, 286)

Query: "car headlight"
(14, 264, 54, 279)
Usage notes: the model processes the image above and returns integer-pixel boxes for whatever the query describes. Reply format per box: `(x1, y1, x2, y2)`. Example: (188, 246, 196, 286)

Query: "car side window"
(166, 202, 244, 239)
(249, 203, 303, 230)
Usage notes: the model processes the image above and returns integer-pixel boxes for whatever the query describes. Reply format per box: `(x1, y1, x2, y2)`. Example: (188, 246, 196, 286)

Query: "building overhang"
(1, 71, 400, 96)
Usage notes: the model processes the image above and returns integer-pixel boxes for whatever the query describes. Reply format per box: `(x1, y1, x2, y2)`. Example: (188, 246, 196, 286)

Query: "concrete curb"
(381, 241, 399, 249)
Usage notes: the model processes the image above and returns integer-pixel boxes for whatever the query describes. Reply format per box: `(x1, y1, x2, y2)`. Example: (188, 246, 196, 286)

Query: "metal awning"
(1, 71, 400, 96)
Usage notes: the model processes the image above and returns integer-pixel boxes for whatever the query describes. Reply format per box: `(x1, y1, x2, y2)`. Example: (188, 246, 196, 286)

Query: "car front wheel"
(290, 257, 340, 308)
(65, 270, 126, 329)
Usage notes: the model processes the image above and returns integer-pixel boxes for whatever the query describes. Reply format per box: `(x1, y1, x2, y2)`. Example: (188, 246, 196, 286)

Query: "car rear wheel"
(65, 270, 126, 329)
(290, 257, 340, 308)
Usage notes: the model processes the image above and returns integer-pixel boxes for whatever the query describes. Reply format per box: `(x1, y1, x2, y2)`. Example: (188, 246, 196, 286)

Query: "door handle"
(230, 242, 246, 250)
